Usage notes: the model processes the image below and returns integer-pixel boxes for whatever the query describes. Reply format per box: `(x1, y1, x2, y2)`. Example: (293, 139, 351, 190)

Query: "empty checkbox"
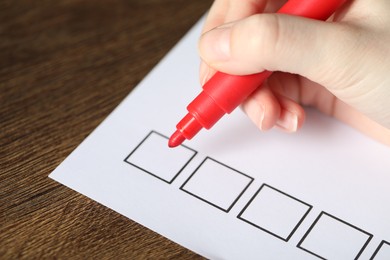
(297, 212, 372, 260)
(124, 131, 197, 183)
(237, 184, 312, 241)
(371, 241, 390, 260)
(180, 157, 253, 212)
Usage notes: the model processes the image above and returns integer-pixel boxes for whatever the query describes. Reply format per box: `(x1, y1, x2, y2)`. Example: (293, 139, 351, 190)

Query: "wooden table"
(1, 1, 212, 258)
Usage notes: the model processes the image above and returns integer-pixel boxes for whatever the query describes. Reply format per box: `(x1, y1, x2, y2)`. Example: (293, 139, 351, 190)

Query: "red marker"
(169, 0, 347, 148)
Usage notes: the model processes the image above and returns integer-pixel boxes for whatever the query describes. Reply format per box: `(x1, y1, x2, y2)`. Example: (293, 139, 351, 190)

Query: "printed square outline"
(370, 240, 390, 260)
(237, 183, 313, 242)
(124, 130, 197, 184)
(180, 157, 254, 213)
(297, 211, 373, 260)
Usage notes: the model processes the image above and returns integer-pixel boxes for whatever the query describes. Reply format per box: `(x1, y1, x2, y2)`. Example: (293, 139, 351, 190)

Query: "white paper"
(50, 17, 390, 260)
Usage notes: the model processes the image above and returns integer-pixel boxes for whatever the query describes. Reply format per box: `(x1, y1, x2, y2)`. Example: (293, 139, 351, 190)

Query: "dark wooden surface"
(1, 0, 212, 258)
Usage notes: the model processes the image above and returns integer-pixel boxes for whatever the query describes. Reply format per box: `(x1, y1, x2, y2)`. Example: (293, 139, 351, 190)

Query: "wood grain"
(0, 0, 212, 258)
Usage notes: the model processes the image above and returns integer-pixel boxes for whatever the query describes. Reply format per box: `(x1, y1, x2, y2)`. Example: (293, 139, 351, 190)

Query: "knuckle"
(231, 14, 283, 67)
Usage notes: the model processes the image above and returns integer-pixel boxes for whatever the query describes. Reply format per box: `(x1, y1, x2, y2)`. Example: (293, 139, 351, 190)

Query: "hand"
(198, 0, 390, 145)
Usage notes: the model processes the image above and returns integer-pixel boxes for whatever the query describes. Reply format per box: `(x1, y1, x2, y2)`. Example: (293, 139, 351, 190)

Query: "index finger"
(202, 0, 269, 34)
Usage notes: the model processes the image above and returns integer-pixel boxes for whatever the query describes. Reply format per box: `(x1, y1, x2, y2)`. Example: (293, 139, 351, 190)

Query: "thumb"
(198, 13, 358, 87)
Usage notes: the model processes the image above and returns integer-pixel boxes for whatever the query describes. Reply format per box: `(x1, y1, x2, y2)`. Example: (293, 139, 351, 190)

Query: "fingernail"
(276, 110, 298, 132)
(199, 26, 231, 62)
(243, 100, 266, 131)
(258, 104, 265, 131)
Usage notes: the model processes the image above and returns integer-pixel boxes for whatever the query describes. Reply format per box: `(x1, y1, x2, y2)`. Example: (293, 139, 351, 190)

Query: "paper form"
(49, 17, 390, 260)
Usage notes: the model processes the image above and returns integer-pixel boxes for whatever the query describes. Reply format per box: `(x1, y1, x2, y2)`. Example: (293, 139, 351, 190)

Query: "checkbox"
(297, 212, 373, 260)
(371, 241, 390, 260)
(180, 157, 253, 212)
(124, 131, 197, 183)
(237, 184, 312, 241)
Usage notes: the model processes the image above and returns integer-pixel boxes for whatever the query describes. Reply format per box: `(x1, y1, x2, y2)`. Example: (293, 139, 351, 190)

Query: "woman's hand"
(199, 0, 390, 145)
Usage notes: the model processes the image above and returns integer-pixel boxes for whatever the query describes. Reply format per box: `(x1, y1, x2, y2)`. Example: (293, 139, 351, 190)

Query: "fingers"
(198, 13, 359, 88)
(242, 70, 390, 145)
(199, 0, 267, 85)
(241, 84, 281, 131)
(242, 76, 305, 133)
(198, 0, 390, 144)
(241, 71, 338, 133)
(202, 0, 229, 34)
(203, 0, 267, 33)
(275, 95, 305, 132)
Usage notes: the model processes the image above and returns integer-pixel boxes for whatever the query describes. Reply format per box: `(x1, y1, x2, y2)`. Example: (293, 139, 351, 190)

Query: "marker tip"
(168, 130, 185, 148)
